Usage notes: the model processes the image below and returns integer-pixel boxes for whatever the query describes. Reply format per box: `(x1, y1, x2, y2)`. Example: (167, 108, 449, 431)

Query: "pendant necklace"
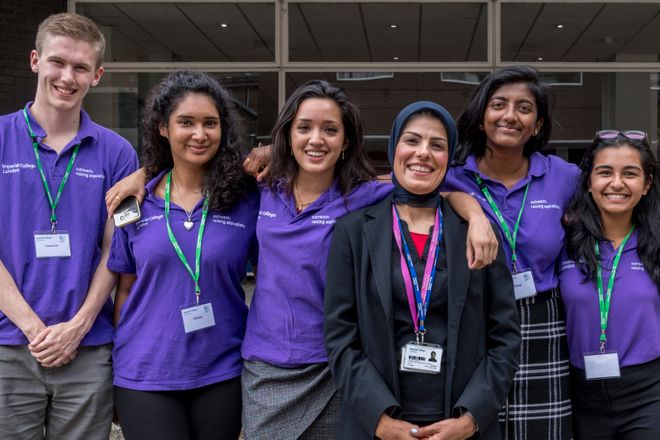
(294, 182, 312, 213)
(172, 173, 195, 231)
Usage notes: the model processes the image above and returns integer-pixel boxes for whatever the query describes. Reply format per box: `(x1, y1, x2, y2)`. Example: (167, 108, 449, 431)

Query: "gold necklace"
(294, 183, 312, 213)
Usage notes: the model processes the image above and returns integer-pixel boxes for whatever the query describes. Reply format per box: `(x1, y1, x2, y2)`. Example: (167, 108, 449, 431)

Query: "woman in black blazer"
(324, 101, 521, 440)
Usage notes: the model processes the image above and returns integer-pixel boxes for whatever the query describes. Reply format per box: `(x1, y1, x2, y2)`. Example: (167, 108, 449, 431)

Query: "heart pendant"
(184, 221, 194, 231)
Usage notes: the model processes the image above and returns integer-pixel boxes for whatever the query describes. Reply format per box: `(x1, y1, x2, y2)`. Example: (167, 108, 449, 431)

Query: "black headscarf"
(387, 101, 458, 207)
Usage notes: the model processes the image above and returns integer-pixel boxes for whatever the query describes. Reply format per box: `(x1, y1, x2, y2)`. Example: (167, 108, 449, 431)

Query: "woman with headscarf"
(324, 101, 521, 440)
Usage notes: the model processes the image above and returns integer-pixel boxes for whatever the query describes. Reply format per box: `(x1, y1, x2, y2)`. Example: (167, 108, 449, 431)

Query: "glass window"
(84, 72, 279, 152)
(547, 72, 659, 161)
(501, 2, 660, 62)
(285, 71, 659, 169)
(289, 2, 487, 62)
(76, 2, 276, 62)
(286, 72, 482, 171)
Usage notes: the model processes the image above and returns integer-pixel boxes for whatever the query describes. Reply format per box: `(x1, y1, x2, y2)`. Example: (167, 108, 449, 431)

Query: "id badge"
(584, 351, 621, 380)
(512, 270, 537, 300)
(400, 342, 442, 374)
(181, 302, 215, 333)
(33, 231, 71, 258)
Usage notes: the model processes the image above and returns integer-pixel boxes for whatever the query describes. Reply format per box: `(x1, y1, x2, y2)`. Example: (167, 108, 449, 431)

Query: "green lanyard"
(23, 107, 80, 232)
(474, 173, 530, 272)
(164, 170, 209, 304)
(594, 226, 634, 353)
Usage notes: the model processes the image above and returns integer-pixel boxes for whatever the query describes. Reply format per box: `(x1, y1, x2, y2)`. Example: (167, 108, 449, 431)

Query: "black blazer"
(324, 195, 520, 440)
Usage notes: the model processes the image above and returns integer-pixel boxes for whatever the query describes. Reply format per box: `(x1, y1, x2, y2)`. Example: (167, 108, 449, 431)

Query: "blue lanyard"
(392, 205, 442, 340)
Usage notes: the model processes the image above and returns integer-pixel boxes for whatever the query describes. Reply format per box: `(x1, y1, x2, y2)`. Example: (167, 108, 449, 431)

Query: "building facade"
(3, 0, 659, 166)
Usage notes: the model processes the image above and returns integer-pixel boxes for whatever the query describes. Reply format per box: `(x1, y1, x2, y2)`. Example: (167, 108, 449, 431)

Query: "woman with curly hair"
(559, 131, 660, 439)
(108, 71, 258, 440)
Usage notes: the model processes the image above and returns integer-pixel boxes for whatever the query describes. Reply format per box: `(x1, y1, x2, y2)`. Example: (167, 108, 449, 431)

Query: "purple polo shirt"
(0, 104, 138, 345)
(108, 171, 259, 390)
(442, 153, 579, 292)
(558, 233, 660, 368)
(241, 179, 392, 367)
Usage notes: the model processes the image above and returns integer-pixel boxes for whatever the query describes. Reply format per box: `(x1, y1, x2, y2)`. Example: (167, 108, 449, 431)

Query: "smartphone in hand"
(113, 196, 141, 227)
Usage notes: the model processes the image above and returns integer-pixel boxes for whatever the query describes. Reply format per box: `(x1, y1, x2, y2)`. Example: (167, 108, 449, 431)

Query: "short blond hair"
(35, 13, 106, 67)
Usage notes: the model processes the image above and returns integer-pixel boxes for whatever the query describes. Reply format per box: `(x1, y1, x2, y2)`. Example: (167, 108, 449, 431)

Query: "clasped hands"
(26, 319, 85, 368)
(376, 413, 476, 440)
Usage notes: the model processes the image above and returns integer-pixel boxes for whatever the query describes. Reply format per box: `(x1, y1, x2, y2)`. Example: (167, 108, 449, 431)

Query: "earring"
(342, 150, 345, 160)
(290, 148, 293, 156)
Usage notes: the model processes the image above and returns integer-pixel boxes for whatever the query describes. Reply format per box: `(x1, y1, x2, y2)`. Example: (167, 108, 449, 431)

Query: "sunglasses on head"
(595, 130, 647, 141)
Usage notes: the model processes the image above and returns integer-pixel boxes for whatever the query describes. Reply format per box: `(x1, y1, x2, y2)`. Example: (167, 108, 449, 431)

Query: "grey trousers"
(0, 344, 113, 440)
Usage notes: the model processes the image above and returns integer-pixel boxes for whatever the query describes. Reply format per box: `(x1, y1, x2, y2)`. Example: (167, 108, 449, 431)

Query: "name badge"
(400, 342, 442, 374)
(584, 351, 621, 380)
(181, 302, 215, 333)
(512, 269, 537, 300)
(33, 231, 71, 258)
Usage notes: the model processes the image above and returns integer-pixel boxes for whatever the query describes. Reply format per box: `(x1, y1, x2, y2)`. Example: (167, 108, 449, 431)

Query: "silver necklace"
(172, 174, 195, 231)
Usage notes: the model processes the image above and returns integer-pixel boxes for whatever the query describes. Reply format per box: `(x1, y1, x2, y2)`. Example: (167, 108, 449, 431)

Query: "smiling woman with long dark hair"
(442, 66, 579, 440)
(239, 80, 391, 439)
(559, 131, 660, 439)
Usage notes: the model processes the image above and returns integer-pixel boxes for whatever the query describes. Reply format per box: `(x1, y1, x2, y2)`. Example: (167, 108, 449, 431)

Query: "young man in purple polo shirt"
(0, 13, 137, 439)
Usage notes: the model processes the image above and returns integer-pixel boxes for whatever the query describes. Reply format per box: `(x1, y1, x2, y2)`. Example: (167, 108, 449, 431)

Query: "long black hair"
(564, 134, 660, 285)
(454, 65, 552, 163)
(141, 70, 253, 211)
(267, 80, 375, 194)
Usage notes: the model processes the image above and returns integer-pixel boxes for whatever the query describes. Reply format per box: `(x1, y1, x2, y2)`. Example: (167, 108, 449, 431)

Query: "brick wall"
(0, 0, 67, 114)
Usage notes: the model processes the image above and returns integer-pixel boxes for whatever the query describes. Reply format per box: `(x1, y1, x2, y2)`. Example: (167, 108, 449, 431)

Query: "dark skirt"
(241, 360, 339, 440)
(499, 288, 572, 440)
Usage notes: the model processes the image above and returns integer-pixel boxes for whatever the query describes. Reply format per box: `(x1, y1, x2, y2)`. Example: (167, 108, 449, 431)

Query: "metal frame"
(497, 0, 660, 71)
(71, 0, 660, 109)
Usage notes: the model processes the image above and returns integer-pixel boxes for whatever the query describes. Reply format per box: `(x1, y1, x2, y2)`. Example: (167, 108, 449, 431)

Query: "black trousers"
(571, 356, 660, 440)
(115, 376, 242, 440)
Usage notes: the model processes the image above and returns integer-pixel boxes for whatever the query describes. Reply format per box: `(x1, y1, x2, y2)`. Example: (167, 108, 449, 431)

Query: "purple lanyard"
(392, 205, 443, 339)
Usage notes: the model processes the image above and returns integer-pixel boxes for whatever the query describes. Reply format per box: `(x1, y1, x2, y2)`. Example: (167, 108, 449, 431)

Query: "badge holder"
(512, 267, 537, 300)
(33, 228, 71, 258)
(181, 302, 215, 333)
(400, 332, 442, 375)
(584, 351, 620, 380)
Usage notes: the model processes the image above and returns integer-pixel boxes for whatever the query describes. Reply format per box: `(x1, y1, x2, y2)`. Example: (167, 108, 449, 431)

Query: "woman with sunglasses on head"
(324, 101, 520, 440)
(108, 71, 258, 440)
(442, 66, 579, 439)
(559, 130, 660, 440)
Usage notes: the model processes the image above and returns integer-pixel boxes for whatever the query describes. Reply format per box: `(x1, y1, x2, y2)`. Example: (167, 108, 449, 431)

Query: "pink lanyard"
(392, 205, 442, 339)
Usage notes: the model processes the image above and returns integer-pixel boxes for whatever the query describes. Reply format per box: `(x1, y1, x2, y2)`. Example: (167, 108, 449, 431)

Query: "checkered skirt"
(499, 288, 572, 440)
